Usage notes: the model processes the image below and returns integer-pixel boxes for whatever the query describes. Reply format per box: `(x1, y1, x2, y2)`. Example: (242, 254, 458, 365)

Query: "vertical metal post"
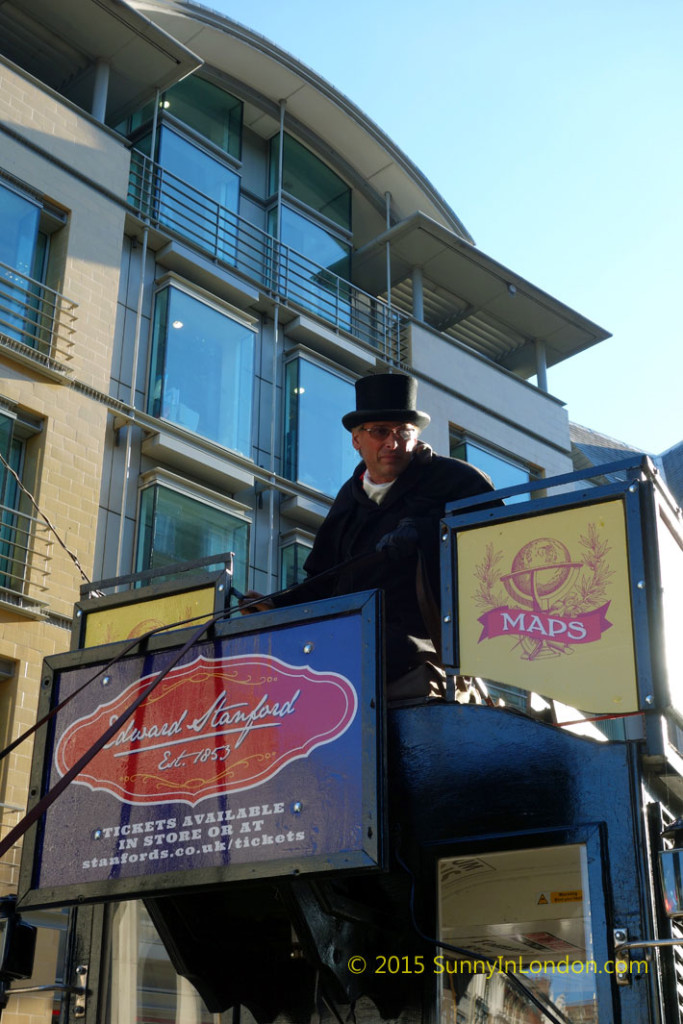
(91, 61, 110, 123)
(535, 338, 548, 392)
(412, 265, 424, 321)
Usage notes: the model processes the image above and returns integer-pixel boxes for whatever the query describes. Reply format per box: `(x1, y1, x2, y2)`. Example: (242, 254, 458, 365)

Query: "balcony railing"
(0, 501, 51, 607)
(128, 150, 408, 365)
(0, 260, 77, 374)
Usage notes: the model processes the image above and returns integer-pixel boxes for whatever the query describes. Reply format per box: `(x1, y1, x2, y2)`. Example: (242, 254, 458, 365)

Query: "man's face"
(351, 421, 419, 483)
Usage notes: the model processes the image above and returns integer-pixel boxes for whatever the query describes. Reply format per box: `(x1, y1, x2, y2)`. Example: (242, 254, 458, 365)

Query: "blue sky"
(209, 0, 681, 454)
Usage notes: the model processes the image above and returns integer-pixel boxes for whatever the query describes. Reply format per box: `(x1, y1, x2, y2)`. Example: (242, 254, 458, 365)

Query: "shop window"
(438, 844, 598, 1023)
(283, 358, 357, 497)
(135, 478, 249, 594)
(269, 133, 351, 231)
(450, 431, 537, 504)
(147, 282, 255, 456)
(0, 407, 41, 596)
(0, 180, 64, 353)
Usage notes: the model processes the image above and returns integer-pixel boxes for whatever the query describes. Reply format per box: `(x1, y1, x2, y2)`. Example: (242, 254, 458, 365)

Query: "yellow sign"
(538, 890, 584, 905)
(457, 499, 638, 712)
(82, 586, 216, 647)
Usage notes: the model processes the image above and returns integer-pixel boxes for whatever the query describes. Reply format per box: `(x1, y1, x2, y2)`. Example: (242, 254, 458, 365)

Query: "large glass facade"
(135, 482, 249, 594)
(283, 358, 357, 497)
(148, 284, 255, 456)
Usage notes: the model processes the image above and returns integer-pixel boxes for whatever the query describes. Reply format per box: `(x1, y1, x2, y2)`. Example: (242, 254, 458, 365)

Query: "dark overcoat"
(283, 444, 495, 682)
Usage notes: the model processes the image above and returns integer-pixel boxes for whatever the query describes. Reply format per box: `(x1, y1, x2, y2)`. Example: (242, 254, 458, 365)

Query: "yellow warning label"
(551, 890, 583, 903)
(536, 890, 583, 905)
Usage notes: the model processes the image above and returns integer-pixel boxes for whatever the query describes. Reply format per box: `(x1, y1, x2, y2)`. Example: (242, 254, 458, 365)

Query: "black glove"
(376, 518, 420, 560)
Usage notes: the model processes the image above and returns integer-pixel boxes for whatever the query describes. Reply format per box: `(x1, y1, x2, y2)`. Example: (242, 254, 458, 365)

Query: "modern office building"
(5, 2, 681, 1023)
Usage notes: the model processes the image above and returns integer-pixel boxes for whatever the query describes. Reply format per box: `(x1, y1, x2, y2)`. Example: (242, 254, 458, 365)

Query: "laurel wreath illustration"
(472, 523, 615, 660)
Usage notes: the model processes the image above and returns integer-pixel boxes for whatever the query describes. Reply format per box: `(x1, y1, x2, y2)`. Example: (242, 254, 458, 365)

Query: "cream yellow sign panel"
(83, 586, 216, 648)
(457, 499, 638, 713)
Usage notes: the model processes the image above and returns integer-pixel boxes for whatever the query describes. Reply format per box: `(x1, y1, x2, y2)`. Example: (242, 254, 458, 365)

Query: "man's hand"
(238, 590, 275, 614)
(376, 518, 420, 560)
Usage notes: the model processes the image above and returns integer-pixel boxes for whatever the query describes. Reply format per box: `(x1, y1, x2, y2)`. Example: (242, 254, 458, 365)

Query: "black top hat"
(342, 373, 431, 431)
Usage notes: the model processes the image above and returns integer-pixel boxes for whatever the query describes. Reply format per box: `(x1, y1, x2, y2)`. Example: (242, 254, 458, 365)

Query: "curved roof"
(131, 0, 474, 240)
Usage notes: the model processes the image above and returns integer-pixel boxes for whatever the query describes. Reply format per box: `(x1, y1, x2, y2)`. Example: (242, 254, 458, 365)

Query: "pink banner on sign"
(55, 654, 358, 806)
(478, 603, 612, 645)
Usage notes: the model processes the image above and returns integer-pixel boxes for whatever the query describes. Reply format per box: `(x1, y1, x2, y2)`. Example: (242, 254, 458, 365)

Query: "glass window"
(281, 538, 312, 588)
(148, 284, 255, 456)
(160, 77, 242, 160)
(284, 359, 357, 497)
(269, 134, 351, 231)
(0, 412, 26, 593)
(451, 433, 535, 504)
(438, 844, 598, 1023)
(135, 481, 249, 594)
(0, 182, 43, 348)
(269, 205, 351, 328)
(136, 126, 240, 262)
(127, 79, 242, 160)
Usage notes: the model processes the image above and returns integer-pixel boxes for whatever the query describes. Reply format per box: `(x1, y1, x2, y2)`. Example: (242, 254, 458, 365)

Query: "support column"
(535, 338, 548, 392)
(92, 60, 110, 123)
(412, 265, 424, 321)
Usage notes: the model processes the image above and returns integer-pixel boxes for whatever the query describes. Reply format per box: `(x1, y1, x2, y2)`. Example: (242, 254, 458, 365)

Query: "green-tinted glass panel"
(136, 484, 248, 593)
(162, 78, 242, 160)
(270, 134, 351, 230)
(123, 80, 242, 159)
(283, 358, 357, 497)
(148, 285, 254, 456)
(280, 541, 311, 589)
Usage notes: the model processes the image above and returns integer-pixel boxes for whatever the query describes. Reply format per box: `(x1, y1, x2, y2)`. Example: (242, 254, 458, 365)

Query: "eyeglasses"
(357, 425, 417, 442)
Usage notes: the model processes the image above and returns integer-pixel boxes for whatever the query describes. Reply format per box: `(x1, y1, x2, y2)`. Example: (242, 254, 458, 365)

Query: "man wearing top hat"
(244, 372, 495, 697)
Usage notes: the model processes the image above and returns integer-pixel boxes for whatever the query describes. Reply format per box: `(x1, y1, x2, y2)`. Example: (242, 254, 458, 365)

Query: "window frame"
(282, 353, 358, 498)
(134, 469, 251, 593)
(146, 273, 257, 457)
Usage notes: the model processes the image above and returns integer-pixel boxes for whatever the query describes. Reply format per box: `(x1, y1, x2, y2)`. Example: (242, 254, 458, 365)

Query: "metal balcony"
(0, 261, 77, 375)
(0, 501, 51, 613)
(128, 150, 408, 365)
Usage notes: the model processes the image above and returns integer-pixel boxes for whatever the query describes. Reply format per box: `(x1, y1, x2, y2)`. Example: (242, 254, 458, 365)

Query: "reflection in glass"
(0, 182, 46, 348)
(136, 483, 248, 594)
(148, 285, 254, 456)
(284, 359, 357, 497)
(269, 133, 351, 230)
(438, 845, 598, 1023)
(281, 540, 311, 589)
(451, 436, 534, 504)
(145, 127, 240, 262)
(269, 206, 351, 329)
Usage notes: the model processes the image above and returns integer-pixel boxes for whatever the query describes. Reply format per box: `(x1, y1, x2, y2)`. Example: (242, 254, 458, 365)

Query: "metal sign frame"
(71, 555, 234, 651)
(18, 590, 385, 910)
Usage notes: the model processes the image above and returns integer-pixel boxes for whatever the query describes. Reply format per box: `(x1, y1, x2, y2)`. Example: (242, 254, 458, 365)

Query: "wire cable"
(0, 448, 93, 586)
